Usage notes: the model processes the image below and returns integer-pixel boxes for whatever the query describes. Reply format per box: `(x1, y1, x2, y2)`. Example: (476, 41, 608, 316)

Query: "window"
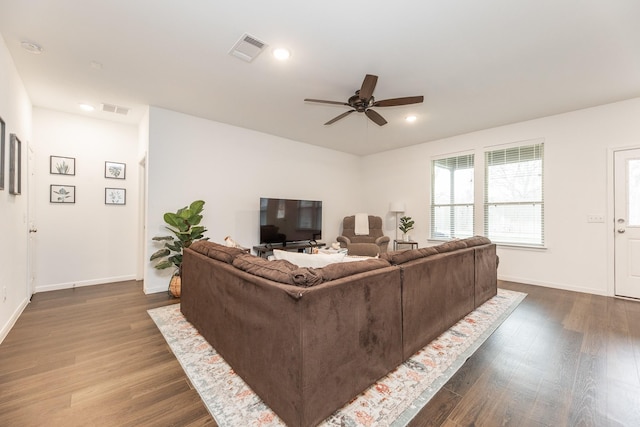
(431, 154, 474, 239)
(484, 142, 544, 246)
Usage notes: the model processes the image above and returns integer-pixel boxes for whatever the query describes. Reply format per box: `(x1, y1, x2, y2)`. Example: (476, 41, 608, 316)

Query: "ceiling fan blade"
(325, 110, 355, 125)
(365, 109, 387, 126)
(358, 74, 378, 100)
(305, 98, 349, 106)
(373, 96, 424, 107)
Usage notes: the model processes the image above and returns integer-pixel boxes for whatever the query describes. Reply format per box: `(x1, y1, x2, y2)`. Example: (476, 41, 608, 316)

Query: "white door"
(614, 148, 640, 299)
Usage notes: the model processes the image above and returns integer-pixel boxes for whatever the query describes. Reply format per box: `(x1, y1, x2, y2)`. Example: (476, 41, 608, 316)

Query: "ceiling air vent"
(101, 103, 130, 116)
(229, 33, 267, 62)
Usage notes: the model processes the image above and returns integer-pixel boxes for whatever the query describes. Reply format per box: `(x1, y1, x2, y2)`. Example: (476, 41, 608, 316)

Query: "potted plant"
(398, 216, 415, 241)
(150, 200, 208, 297)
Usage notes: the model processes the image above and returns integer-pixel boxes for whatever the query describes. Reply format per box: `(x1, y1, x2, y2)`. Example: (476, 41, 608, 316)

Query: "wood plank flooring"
(1, 280, 639, 426)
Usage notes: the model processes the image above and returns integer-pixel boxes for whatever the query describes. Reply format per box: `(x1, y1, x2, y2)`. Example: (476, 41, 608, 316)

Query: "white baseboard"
(34, 275, 137, 293)
(498, 274, 610, 297)
(144, 284, 169, 295)
(0, 297, 29, 345)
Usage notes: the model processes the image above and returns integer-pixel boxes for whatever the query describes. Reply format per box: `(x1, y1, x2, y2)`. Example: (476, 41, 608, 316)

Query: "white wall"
(31, 109, 140, 292)
(362, 98, 640, 296)
(144, 107, 363, 293)
(0, 34, 32, 343)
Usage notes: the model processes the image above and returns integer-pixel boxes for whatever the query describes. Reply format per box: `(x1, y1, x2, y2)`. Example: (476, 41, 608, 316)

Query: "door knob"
(617, 228, 626, 233)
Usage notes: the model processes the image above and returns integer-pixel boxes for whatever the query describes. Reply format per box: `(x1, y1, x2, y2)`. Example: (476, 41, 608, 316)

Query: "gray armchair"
(337, 215, 390, 256)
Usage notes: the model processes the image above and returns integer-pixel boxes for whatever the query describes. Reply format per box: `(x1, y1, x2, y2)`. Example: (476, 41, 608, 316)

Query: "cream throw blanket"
(354, 213, 369, 235)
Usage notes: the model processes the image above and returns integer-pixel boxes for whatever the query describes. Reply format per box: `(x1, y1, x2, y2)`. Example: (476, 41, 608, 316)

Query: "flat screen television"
(259, 197, 322, 245)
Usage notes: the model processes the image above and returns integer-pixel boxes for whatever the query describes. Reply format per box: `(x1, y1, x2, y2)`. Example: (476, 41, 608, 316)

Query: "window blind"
(484, 143, 544, 245)
(431, 154, 474, 239)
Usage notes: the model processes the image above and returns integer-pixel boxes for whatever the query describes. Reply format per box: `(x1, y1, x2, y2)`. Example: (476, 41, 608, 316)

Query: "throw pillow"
(232, 254, 297, 285)
(290, 268, 323, 287)
(460, 236, 492, 248)
(434, 240, 468, 253)
(189, 240, 245, 264)
(319, 258, 391, 282)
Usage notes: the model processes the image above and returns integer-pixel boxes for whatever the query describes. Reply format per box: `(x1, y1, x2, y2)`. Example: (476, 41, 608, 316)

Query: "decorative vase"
(404, 234, 410, 242)
(169, 275, 181, 298)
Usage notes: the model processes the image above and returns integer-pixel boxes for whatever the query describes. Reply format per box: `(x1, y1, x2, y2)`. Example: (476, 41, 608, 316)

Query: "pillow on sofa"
(433, 239, 468, 253)
(319, 258, 391, 282)
(190, 240, 245, 264)
(272, 249, 346, 268)
(460, 236, 492, 248)
(232, 254, 297, 285)
(381, 247, 438, 265)
(291, 268, 323, 287)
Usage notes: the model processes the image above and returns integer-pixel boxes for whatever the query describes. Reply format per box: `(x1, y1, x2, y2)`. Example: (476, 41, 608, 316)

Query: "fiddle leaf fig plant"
(150, 200, 208, 276)
(398, 216, 415, 234)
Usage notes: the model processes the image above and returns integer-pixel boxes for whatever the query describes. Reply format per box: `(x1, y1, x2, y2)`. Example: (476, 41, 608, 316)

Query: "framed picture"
(0, 116, 5, 190)
(105, 187, 126, 205)
(50, 155, 76, 175)
(105, 161, 126, 179)
(50, 184, 75, 203)
(9, 133, 21, 195)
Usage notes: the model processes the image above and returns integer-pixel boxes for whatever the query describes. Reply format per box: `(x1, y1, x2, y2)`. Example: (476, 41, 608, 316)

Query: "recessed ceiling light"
(79, 103, 95, 112)
(21, 41, 43, 54)
(405, 115, 417, 123)
(272, 48, 291, 61)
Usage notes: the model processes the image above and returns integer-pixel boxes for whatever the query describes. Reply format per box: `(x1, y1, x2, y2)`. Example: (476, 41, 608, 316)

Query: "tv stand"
(253, 241, 325, 258)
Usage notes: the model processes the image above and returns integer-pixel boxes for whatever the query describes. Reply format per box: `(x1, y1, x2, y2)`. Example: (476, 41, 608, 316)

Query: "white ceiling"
(1, 0, 639, 156)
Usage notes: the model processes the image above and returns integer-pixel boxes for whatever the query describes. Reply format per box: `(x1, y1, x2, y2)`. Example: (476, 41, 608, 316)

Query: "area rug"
(148, 288, 525, 426)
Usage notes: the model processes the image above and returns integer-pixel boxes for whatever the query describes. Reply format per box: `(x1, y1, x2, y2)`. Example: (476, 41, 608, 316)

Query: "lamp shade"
(389, 202, 405, 213)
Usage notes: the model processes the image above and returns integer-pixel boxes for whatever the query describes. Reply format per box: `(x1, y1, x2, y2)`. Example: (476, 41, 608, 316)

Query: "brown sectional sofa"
(181, 236, 497, 427)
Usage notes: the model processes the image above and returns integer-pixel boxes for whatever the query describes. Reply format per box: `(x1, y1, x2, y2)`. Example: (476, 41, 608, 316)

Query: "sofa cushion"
(381, 247, 438, 265)
(232, 254, 297, 284)
(460, 236, 492, 248)
(319, 258, 391, 282)
(434, 239, 468, 253)
(189, 240, 245, 264)
(291, 268, 323, 287)
(345, 243, 380, 257)
(273, 249, 346, 268)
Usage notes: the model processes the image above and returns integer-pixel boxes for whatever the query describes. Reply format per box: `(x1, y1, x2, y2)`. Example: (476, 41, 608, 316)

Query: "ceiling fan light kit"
(305, 74, 423, 126)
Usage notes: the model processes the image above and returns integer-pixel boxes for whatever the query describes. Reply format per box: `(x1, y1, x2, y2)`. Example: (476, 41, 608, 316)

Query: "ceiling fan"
(304, 74, 423, 126)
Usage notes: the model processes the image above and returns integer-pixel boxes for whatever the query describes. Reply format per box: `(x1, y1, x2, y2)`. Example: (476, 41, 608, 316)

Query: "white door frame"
(607, 144, 640, 297)
(27, 142, 36, 297)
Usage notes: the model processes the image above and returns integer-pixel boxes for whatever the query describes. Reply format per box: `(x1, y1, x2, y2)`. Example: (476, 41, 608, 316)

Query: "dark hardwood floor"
(1, 280, 639, 426)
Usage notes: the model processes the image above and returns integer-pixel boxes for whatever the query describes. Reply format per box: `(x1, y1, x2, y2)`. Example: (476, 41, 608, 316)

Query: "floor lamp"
(389, 202, 405, 241)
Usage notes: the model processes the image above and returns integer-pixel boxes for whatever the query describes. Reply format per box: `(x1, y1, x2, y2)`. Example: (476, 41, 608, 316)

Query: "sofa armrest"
(336, 236, 351, 247)
(375, 236, 390, 245)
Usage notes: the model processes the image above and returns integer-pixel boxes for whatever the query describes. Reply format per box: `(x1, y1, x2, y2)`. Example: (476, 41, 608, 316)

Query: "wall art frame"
(50, 184, 76, 203)
(9, 133, 21, 195)
(105, 187, 126, 205)
(50, 155, 76, 175)
(0, 116, 5, 190)
(105, 161, 126, 179)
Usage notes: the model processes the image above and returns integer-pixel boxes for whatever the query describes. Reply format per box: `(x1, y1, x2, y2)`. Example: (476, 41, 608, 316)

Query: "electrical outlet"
(587, 215, 605, 223)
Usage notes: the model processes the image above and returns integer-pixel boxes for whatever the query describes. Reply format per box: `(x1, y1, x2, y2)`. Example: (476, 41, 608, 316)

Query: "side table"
(394, 240, 418, 250)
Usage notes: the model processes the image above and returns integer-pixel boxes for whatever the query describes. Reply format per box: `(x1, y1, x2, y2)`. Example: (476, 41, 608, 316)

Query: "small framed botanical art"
(9, 133, 21, 195)
(105, 187, 126, 205)
(50, 155, 76, 175)
(50, 184, 76, 203)
(0, 116, 5, 190)
(105, 161, 126, 179)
